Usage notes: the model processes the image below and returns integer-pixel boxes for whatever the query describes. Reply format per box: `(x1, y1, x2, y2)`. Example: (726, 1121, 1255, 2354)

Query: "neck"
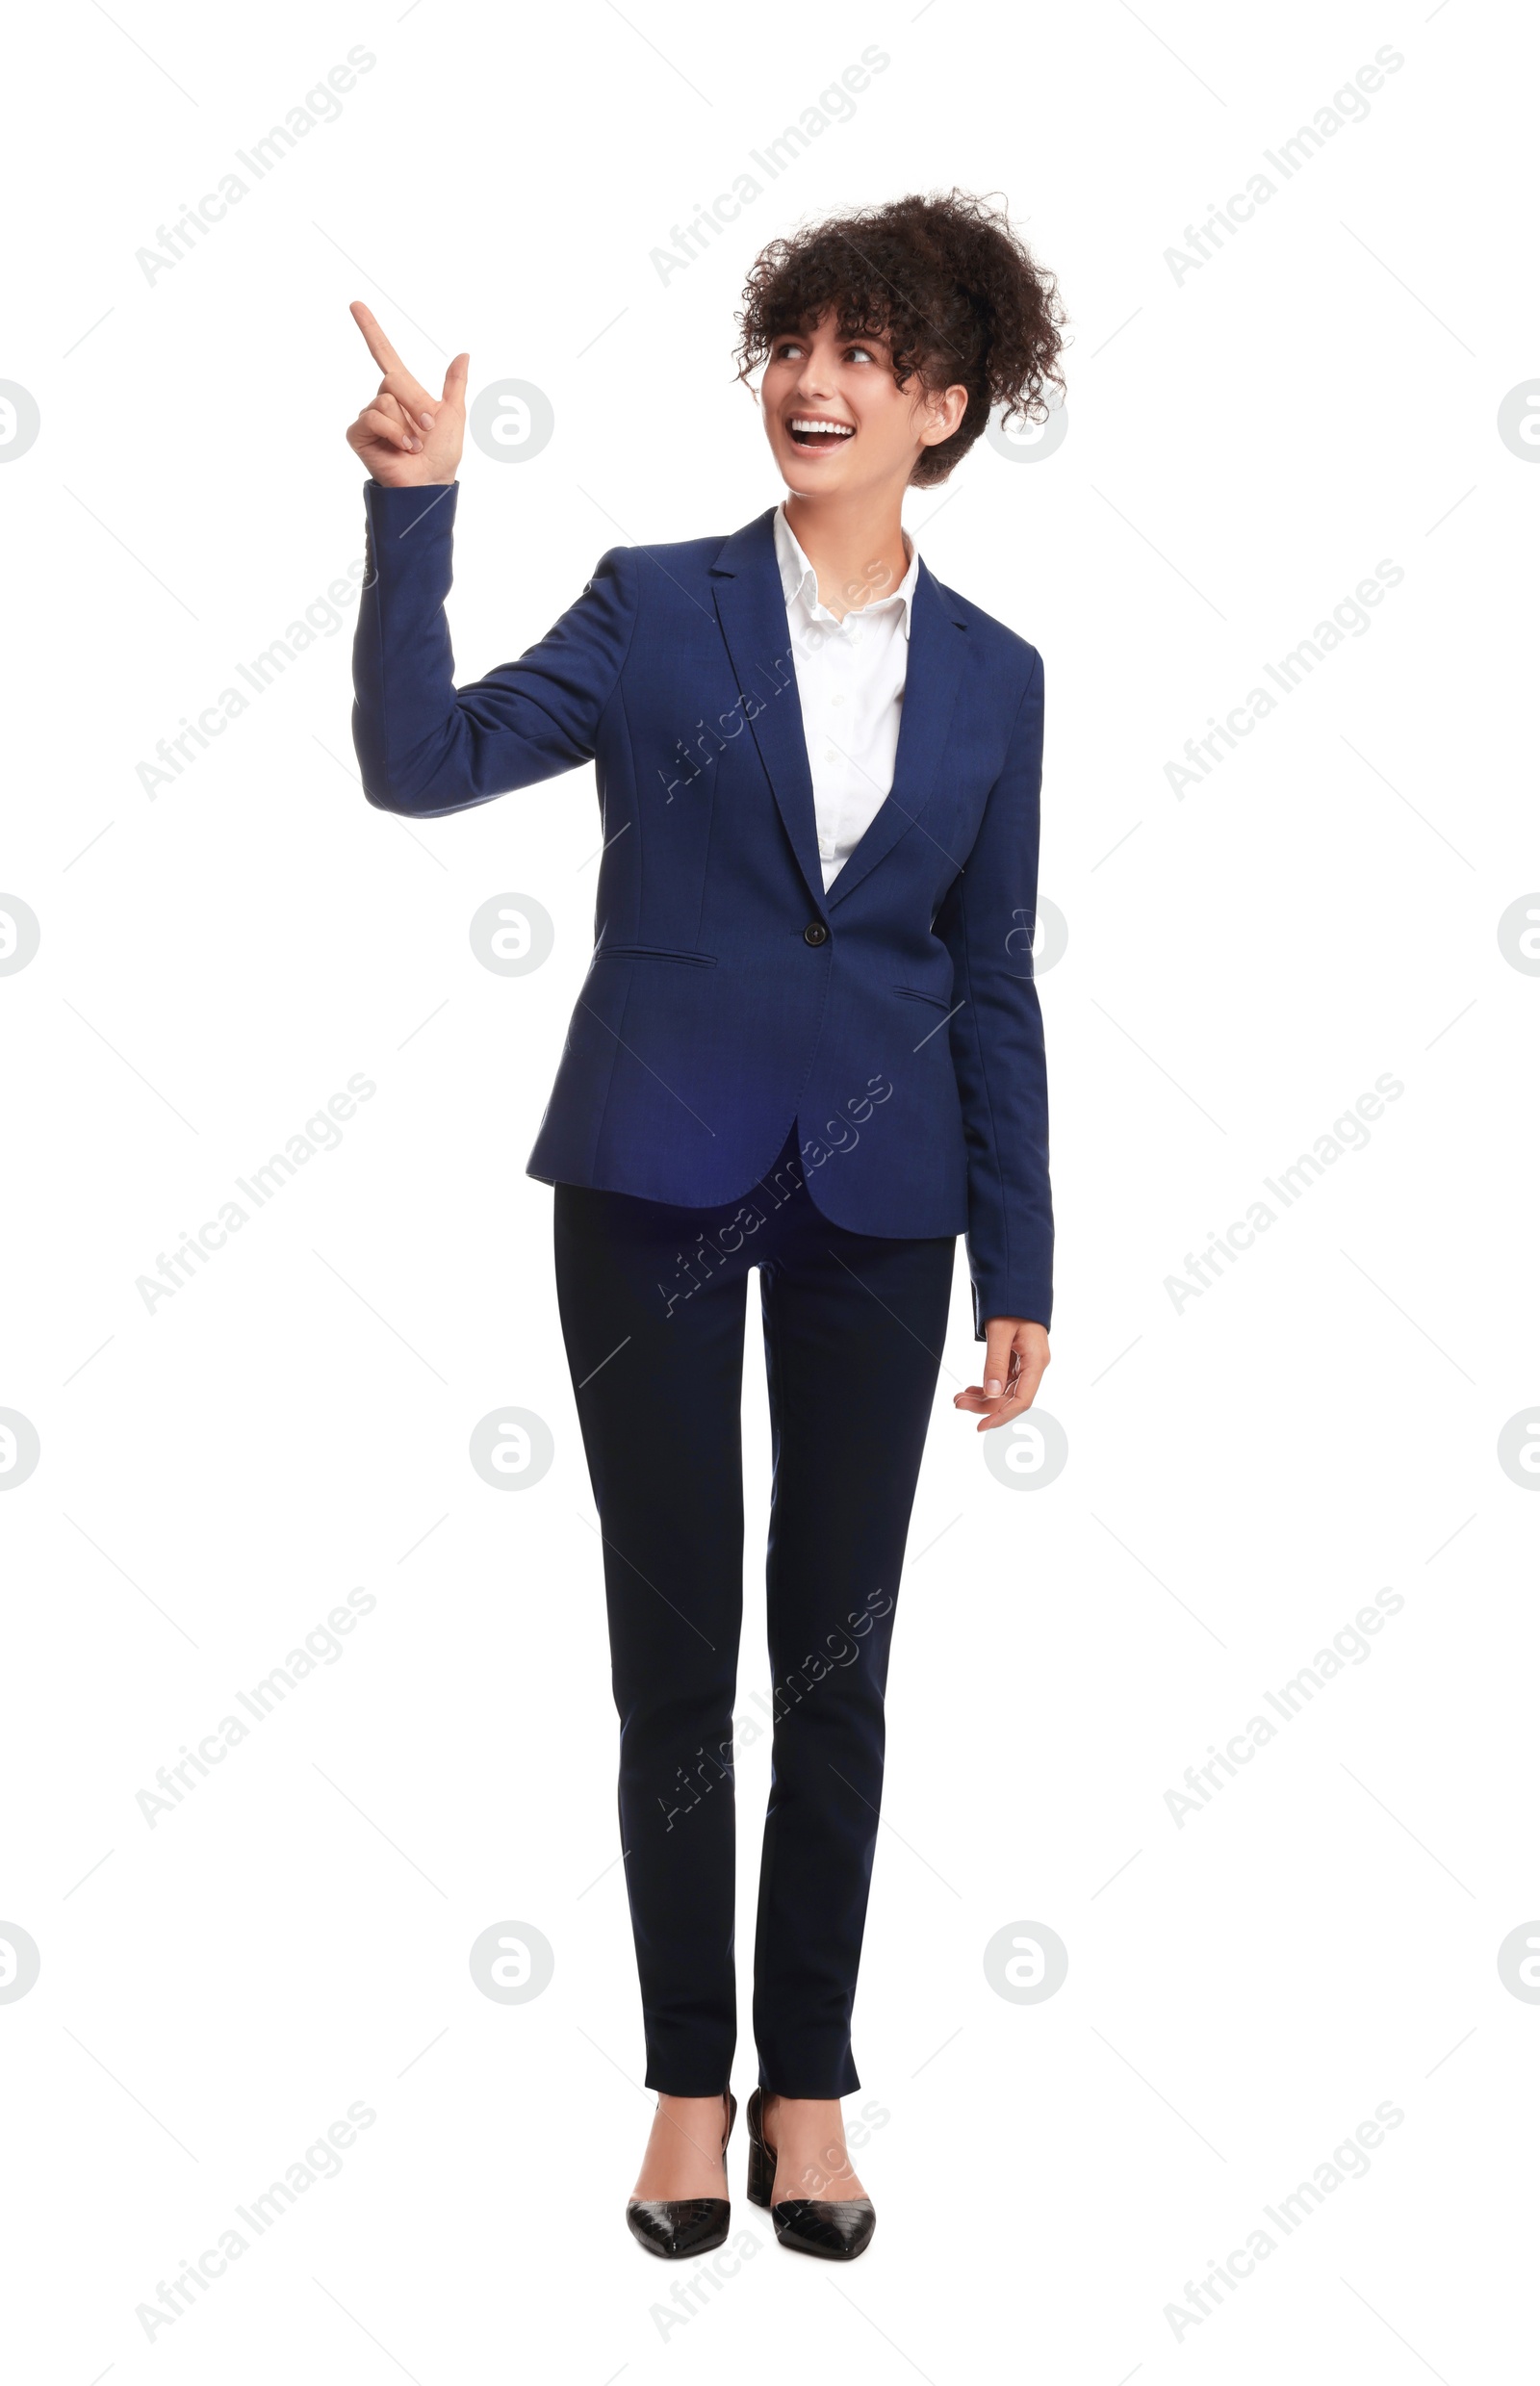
(783, 488, 911, 621)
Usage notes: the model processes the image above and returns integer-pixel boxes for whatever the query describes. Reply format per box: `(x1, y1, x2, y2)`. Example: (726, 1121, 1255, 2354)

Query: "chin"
(776, 451, 854, 496)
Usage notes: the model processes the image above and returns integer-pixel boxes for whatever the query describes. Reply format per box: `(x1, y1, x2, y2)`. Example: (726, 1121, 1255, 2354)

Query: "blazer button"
(804, 921, 829, 946)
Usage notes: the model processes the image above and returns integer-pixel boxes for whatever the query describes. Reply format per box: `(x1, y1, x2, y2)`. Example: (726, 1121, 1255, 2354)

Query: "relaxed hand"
(954, 1318, 1049, 1431)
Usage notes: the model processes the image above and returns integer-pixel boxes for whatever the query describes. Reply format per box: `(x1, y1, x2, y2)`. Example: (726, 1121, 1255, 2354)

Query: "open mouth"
(786, 414, 856, 454)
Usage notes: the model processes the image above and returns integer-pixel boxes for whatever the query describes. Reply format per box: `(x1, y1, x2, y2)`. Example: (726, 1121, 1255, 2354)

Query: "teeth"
(790, 418, 854, 438)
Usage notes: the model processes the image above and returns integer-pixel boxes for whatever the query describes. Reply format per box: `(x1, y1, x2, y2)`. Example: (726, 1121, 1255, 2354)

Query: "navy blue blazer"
(351, 484, 1053, 1332)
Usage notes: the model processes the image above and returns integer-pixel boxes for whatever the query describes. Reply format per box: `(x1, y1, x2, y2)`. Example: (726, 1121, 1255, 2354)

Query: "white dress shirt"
(773, 501, 920, 891)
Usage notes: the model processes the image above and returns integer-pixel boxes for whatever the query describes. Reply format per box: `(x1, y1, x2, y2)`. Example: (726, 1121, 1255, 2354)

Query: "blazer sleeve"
(350, 479, 637, 817)
(935, 649, 1053, 1336)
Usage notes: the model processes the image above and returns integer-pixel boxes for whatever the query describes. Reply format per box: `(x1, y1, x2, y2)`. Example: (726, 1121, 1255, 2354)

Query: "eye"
(846, 344, 878, 363)
(773, 339, 806, 359)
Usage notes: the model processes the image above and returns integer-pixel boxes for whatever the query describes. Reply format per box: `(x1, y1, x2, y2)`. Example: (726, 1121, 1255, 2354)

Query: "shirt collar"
(773, 501, 918, 639)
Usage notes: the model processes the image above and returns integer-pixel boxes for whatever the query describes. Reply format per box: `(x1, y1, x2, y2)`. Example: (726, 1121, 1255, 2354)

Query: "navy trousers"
(553, 1127, 955, 2096)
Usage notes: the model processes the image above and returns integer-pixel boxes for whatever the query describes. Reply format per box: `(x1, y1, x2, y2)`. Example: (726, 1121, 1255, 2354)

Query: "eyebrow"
(769, 321, 892, 347)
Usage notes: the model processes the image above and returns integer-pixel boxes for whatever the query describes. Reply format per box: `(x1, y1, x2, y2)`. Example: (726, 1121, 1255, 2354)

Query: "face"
(759, 309, 968, 499)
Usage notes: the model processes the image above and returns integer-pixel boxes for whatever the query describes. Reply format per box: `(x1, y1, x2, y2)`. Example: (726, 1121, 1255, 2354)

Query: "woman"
(346, 190, 1065, 2262)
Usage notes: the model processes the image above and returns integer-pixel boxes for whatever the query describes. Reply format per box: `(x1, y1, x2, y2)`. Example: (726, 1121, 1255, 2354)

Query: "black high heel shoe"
(626, 2091, 738, 2259)
(745, 2088, 876, 2260)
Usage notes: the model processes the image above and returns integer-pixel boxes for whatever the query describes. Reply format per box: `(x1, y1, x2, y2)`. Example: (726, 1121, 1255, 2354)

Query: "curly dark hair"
(734, 188, 1067, 489)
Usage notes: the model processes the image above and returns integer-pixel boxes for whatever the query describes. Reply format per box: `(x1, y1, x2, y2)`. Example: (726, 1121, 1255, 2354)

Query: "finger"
(441, 350, 471, 409)
(375, 368, 438, 429)
(975, 1359, 1046, 1431)
(977, 1373, 1042, 1427)
(350, 300, 409, 380)
(955, 1347, 1043, 1422)
(357, 405, 422, 453)
(981, 1322, 1015, 1401)
(361, 406, 423, 453)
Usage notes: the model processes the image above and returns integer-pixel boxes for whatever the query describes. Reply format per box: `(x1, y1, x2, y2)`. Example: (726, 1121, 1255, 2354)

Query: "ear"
(921, 381, 971, 448)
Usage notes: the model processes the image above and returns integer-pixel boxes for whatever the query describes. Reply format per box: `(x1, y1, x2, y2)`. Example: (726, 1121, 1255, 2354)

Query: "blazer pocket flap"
(593, 944, 718, 967)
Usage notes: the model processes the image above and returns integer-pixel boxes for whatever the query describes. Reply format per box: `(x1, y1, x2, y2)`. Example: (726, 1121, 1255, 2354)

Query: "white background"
(3, 1, 1536, 2378)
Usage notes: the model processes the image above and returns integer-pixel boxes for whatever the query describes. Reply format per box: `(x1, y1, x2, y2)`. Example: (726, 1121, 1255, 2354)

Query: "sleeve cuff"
(970, 1278, 1053, 1338)
(362, 477, 460, 571)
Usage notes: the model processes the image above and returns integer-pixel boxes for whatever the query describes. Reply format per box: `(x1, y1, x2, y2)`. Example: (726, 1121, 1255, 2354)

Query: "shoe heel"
(746, 2130, 775, 2209)
(745, 2092, 776, 2209)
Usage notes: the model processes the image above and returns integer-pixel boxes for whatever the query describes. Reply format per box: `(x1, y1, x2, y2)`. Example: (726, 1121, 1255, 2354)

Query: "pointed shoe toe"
(626, 2090, 738, 2258)
(771, 2196, 876, 2261)
(626, 2195, 732, 2259)
(745, 2089, 876, 2260)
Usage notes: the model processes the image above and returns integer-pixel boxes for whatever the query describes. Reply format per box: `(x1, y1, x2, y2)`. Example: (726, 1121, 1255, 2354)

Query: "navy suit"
(352, 486, 1053, 1332)
(351, 486, 1055, 2094)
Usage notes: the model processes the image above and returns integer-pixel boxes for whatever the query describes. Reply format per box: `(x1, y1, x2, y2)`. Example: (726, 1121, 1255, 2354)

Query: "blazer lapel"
(825, 561, 967, 911)
(709, 511, 826, 911)
(708, 515, 970, 915)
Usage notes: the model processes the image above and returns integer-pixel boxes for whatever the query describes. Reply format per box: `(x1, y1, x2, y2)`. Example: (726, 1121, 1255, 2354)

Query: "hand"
(953, 1318, 1049, 1432)
(344, 300, 468, 487)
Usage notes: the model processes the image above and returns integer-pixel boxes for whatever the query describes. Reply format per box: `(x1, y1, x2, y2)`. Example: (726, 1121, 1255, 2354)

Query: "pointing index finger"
(350, 299, 408, 381)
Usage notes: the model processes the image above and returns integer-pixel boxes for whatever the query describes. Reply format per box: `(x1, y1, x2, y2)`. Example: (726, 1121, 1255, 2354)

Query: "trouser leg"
(751, 1194, 956, 2094)
(553, 1179, 751, 2093)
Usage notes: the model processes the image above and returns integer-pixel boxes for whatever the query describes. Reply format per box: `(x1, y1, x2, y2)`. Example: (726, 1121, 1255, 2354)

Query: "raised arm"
(344, 303, 636, 818)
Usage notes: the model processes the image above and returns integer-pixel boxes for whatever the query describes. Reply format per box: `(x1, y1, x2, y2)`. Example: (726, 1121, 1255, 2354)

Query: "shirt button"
(804, 921, 829, 946)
